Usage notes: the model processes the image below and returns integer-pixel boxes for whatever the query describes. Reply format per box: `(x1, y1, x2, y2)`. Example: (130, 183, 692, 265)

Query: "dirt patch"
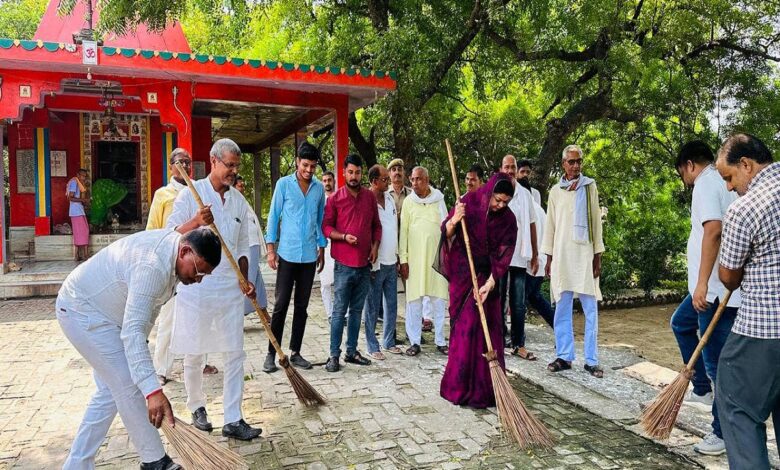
(529, 303, 685, 371)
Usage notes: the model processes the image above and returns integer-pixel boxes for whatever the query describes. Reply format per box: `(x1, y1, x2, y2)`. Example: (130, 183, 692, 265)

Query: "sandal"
(384, 346, 403, 355)
(584, 364, 604, 378)
(344, 351, 372, 365)
(547, 358, 572, 372)
(369, 351, 386, 361)
(511, 347, 537, 361)
(405, 344, 421, 356)
(203, 364, 219, 375)
(422, 319, 433, 332)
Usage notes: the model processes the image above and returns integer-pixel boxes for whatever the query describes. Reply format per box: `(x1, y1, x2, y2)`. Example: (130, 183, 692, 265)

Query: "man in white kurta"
(166, 139, 261, 440)
(57, 227, 221, 470)
(320, 171, 336, 320)
(542, 144, 605, 377)
(399, 167, 449, 356)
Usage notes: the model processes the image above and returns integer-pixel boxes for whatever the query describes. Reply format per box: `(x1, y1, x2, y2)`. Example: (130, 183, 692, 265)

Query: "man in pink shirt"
(322, 154, 382, 372)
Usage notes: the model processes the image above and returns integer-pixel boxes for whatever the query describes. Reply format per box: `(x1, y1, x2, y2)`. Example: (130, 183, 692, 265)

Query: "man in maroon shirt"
(322, 154, 382, 372)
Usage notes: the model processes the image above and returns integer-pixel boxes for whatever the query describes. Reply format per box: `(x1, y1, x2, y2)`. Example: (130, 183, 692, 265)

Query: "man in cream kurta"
(399, 167, 449, 356)
(166, 139, 262, 440)
(542, 144, 605, 377)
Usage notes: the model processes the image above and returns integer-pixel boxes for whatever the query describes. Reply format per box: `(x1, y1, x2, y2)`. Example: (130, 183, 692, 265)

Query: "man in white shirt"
(518, 177, 555, 328)
(57, 227, 221, 470)
(672, 140, 741, 456)
(364, 165, 402, 359)
(499, 155, 539, 360)
(166, 139, 261, 441)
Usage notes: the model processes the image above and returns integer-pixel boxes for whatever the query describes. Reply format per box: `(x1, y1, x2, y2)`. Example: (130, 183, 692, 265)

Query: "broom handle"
(173, 163, 289, 363)
(684, 290, 732, 372)
(444, 140, 495, 353)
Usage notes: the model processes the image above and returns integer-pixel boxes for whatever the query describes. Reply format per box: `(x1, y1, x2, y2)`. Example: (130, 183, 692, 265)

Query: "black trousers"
(717, 332, 780, 469)
(268, 257, 316, 355)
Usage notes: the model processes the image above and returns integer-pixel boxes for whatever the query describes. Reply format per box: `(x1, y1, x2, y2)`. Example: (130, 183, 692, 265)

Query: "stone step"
(0, 280, 62, 299)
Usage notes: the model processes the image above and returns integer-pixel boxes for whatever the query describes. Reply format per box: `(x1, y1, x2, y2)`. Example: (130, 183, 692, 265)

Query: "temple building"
(0, 0, 395, 269)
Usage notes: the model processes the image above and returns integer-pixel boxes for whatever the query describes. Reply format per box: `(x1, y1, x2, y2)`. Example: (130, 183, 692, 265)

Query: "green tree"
(0, 0, 47, 39)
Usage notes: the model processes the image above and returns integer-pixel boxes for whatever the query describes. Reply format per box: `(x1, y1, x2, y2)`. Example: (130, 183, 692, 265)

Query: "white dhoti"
(405, 296, 446, 347)
(58, 305, 165, 469)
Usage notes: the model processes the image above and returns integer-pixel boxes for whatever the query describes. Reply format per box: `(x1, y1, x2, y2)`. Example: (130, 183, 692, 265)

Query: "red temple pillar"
(0, 124, 5, 270)
(31, 109, 51, 236)
(333, 98, 350, 188)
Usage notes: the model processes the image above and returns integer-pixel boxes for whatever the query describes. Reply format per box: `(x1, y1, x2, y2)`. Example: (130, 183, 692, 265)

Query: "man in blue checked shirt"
(263, 141, 327, 373)
(715, 133, 780, 470)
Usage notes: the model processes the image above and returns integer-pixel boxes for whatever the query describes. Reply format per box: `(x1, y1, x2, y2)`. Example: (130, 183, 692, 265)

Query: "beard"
(346, 179, 360, 188)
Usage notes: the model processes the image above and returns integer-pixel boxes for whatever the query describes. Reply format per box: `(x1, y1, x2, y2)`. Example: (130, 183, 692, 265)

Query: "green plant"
(88, 179, 127, 227)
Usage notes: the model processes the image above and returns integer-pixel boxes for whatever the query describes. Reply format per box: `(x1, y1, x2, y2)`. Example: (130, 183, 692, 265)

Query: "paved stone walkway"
(1, 295, 696, 469)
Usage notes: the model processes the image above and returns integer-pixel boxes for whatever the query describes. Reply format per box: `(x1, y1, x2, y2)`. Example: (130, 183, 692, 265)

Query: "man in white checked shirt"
(715, 133, 780, 470)
(57, 228, 222, 470)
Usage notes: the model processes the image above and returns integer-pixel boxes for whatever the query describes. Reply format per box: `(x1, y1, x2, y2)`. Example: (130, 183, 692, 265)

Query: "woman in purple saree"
(439, 173, 517, 408)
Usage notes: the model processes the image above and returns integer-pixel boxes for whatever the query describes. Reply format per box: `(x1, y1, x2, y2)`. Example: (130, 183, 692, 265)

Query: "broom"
(174, 162, 326, 406)
(640, 290, 732, 439)
(444, 140, 554, 449)
(161, 416, 248, 470)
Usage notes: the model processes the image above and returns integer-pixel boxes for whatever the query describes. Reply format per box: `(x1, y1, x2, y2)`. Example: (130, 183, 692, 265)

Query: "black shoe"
(405, 344, 421, 356)
(191, 407, 213, 432)
(344, 351, 372, 365)
(290, 352, 312, 370)
(140, 454, 182, 470)
(222, 419, 262, 441)
(437, 345, 449, 355)
(262, 353, 278, 373)
(325, 356, 340, 372)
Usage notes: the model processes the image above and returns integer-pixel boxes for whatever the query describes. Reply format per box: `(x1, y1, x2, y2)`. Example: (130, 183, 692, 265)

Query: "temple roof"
(33, 0, 191, 53)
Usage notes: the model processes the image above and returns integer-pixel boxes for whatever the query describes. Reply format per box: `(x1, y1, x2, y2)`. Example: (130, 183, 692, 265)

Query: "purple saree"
(439, 174, 517, 408)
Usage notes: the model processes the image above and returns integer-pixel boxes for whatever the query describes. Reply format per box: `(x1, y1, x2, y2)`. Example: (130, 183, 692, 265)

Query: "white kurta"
(541, 183, 605, 302)
(167, 178, 251, 354)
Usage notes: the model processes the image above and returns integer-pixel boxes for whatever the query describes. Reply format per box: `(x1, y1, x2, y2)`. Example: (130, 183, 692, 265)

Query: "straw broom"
(640, 290, 732, 439)
(161, 416, 248, 470)
(444, 140, 554, 449)
(174, 162, 326, 406)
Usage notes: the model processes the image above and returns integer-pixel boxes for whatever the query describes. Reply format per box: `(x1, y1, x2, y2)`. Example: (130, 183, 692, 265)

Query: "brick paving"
(0, 296, 696, 469)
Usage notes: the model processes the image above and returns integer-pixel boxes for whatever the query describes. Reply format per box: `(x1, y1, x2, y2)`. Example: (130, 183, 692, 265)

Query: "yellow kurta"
(146, 178, 185, 229)
(399, 192, 449, 302)
(541, 182, 605, 302)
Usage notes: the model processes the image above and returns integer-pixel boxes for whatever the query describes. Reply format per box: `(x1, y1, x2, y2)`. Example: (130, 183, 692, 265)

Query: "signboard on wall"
(16, 149, 35, 193)
(50, 150, 67, 177)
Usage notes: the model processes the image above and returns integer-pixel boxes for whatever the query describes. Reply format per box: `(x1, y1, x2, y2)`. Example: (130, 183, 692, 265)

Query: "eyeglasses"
(191, 256, 206, 280)
(173, 159, 192, 167)
(565, 159, 583, 166)
(376, 177, 390, 183)
(216, 159, 241, 171)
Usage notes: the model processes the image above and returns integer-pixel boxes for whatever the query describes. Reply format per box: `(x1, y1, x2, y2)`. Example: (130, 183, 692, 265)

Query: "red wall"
(149, 116, 163, 191)
(8, 120, 36, 227)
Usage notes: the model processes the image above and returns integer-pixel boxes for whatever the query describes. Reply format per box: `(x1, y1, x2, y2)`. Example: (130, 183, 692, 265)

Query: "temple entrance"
(93, 141, 140, 224)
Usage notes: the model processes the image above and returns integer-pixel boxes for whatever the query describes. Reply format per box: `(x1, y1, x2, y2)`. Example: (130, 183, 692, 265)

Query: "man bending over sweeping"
(57, 227, 221, 470)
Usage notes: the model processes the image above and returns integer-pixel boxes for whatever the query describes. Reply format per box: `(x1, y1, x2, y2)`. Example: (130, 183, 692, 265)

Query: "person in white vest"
(320, 171, 336, 320)
(166, 139, 261, 440)
(57, 227, 222, 470)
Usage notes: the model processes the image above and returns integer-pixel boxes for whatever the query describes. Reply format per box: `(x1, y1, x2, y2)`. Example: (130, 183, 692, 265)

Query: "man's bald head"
(500, 154, 518, 180)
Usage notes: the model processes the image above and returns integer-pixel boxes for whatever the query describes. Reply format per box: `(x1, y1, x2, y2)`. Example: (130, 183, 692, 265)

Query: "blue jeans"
(499, 267, 528, 347)
(330, 262, 370, 358)
(555, 291, 599, 366)
(364, 264, 398, 353)
(525, 274, 555, 328)
(671, 294, 737, 439)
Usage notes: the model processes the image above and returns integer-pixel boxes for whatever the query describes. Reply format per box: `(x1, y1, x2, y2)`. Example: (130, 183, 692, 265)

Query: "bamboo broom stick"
(641, 290, 732, 439)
